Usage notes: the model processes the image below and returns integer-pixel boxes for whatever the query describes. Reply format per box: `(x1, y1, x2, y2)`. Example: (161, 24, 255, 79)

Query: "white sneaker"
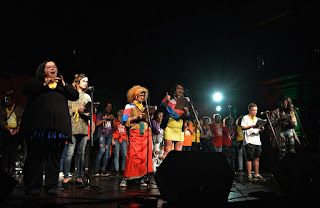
(59, 172, 64, 177)
(120, 179, 127, 187)
(140, 178, 147, 187)
(254, 174, 264, 180)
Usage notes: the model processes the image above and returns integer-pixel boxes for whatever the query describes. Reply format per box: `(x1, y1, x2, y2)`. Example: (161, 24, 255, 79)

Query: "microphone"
(183, 89, 189, 96)
(88, 86, 94, 91)
(260, 111, 269, 115)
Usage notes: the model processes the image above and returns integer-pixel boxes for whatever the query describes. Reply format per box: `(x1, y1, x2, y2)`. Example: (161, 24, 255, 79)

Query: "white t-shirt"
(241, 115, 261, 146)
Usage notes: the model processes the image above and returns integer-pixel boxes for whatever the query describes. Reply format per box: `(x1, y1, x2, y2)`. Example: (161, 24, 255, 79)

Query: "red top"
(222, 126, 234, 146)
(210, 123, 224, 147)
(113, 118, 127, 143)
(88, 113, 96, 137)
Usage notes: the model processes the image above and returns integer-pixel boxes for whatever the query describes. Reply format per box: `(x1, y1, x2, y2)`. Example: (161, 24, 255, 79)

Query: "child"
(241, 103, 264, 181)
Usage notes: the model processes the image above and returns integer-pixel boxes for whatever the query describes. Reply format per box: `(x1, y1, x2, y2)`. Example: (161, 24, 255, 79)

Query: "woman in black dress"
(20, 60, 79, 196)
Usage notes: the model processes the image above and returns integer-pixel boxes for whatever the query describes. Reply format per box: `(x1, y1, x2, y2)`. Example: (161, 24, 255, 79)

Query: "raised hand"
(165, 92, 171, 101)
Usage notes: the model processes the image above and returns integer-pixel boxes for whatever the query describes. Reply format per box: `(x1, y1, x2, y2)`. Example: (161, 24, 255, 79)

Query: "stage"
(2, 172, 283, 208)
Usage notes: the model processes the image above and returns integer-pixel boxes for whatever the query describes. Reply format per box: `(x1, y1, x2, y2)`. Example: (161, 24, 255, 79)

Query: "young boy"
(241, 103, 264, 181)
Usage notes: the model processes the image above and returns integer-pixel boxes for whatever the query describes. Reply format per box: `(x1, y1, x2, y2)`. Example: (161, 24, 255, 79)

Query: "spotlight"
(213, 92, 222, 102)
(216, 106, 222, 112)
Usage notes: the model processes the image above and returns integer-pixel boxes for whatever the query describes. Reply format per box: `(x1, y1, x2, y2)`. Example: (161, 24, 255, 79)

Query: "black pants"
(24, 140, 64, 193)
(1, 131, 19, 174)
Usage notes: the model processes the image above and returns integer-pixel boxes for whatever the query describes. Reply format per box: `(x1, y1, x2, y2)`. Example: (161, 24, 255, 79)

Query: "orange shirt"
(183, 123, 193, 146)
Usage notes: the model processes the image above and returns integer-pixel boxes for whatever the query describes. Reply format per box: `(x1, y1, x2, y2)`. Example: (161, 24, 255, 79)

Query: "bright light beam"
(216, 106, 222, 112)
(213, 92, 223, 102)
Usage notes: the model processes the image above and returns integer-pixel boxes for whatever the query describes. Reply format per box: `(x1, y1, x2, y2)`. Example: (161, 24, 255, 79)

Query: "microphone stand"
(227, 105, 235, 169)
(227, 105, 234, 140)
(144, 93, 152, 188)
(82, 86, 101, 192)
(185, 90, 202, 134)
(292, 107, 309, 146)
(264, 112, 280, 148)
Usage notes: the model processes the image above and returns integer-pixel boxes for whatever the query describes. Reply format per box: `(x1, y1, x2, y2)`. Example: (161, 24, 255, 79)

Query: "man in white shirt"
(241, 103, 264, 181)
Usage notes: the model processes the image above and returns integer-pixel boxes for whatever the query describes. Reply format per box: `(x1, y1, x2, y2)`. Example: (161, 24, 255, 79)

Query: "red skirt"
(124, 129, 153, 178)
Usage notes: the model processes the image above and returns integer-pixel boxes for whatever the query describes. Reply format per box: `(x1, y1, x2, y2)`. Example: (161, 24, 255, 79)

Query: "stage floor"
(2, 172, 281, 207)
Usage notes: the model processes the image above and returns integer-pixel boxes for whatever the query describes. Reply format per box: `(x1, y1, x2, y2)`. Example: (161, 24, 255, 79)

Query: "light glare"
(213, 92, 222, 102)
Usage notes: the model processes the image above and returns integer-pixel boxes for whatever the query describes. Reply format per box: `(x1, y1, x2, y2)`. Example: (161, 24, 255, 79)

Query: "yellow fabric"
(7, 111, 17, 128)
(6, 104, 17, 128)
(248, 114, 256, 123)
(190, 122, 201, 143)
(45, 78, 58, 89)
(133, 100, 143, 111)
(236, 125, 243, 142)
(74, 107, 80, 122)
(164, 117, 184, 141)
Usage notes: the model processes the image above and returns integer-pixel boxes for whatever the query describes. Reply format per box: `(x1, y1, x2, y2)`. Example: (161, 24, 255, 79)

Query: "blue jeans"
(64, 134, 87, 179)
(236, 141, 244, 171)
(114, 139, 127, 171)
(213, 146, 222, 153)
(95, 134, 112, 169)
(182, 146, 192, 151)
(279, 129, 295, 158)
(60, 143, 68, 172)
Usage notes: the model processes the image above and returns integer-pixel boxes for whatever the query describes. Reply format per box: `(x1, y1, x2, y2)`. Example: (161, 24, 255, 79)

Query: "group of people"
(0, 60, 300, 197)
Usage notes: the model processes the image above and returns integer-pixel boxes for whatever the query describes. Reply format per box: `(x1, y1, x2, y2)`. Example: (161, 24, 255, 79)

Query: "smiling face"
(44, 61, 58, 78)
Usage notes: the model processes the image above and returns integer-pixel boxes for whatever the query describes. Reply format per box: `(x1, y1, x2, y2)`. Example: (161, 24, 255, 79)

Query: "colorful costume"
(121, 86, 153, 179)
(160, 97, 188, 141)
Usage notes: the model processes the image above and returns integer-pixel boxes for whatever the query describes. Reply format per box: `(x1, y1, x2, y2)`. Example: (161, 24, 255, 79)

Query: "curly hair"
(126, 85, 148, 103)
(72, 73, 88, 92)
(35, 60, 61, 81)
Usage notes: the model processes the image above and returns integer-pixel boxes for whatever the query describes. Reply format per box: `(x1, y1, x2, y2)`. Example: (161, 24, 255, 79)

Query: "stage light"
(213, 92, 222, 102)
(216, 106, 222, 112)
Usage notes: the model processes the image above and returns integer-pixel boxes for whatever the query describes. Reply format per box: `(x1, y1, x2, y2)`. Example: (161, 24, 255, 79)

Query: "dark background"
(1, 2, 319, 142)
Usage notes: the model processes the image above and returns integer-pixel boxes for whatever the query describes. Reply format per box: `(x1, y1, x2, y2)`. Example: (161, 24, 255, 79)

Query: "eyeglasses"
(45, 65, 57, 69)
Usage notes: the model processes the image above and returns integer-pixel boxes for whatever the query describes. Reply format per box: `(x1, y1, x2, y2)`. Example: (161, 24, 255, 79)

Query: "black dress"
(20, 77, 79, 139)
(20, 77, 79, 195)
